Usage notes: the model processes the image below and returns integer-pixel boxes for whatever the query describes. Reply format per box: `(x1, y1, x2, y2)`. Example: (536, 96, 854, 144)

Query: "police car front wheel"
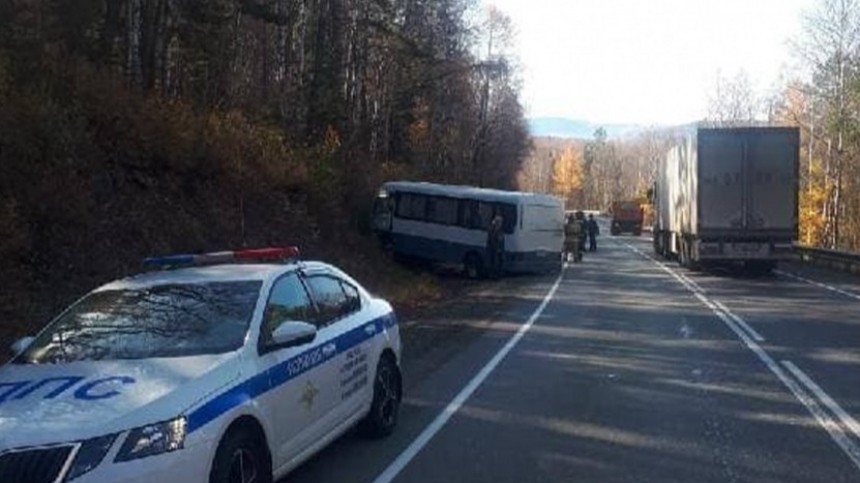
(210, 426, 273, 483)
(360, 355, 402, 438)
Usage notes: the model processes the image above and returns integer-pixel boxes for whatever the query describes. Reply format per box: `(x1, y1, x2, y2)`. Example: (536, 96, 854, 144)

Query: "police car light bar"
(144, 246, 301, 268)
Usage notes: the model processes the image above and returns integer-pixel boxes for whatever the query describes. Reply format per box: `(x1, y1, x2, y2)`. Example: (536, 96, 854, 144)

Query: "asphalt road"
(286, 232, 860, 483)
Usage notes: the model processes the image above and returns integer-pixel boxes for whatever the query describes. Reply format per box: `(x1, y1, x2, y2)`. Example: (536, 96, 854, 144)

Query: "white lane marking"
(371, 265, 567, 483)
(775, 270, 860, 302)
(624, 241, 765, 341)
(676, 271, 706, 294)
(628, 244, 702, 295)
(621, 242, 860, 471)
(691, 292, 742, 330)
(712, 300, 766, 342)
(783, 360, 860, 442)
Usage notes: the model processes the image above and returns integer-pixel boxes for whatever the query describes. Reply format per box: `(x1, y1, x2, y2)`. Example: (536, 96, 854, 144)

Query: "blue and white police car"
(0, 247, 402, 483)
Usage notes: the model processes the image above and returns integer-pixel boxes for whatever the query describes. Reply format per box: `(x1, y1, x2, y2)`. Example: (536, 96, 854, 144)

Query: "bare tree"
(793, 0, 860, 248)
(705, 70, 761, 126)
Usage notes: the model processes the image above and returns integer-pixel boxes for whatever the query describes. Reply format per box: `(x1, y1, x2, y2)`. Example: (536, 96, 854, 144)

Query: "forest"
(519, 129, 674, 212)
(0, 0, 529, 341)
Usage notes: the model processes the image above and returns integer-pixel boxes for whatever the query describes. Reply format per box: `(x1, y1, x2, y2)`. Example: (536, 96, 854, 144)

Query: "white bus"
(372, 181, 564, 277)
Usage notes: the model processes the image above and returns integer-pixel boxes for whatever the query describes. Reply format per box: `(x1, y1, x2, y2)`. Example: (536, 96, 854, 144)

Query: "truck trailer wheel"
(679, 239, 701, 271)
(678, 240, 688, 267)
(653, 231, 668, 257)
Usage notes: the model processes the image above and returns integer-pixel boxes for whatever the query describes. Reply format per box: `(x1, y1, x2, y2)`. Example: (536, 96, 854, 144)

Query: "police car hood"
(0, 353, 239, 448)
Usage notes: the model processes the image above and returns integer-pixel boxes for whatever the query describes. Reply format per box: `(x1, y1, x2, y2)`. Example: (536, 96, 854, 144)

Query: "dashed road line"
(620, 241, 767, 342)
(675, 270, 706, 294)
(620, 241, 860, 472)
(783, 360, 860, 442)
(775, 270, 860, 302)
(712, 300, 765, 342)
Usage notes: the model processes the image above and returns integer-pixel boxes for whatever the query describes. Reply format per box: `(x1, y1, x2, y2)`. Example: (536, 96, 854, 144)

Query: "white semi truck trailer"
(653, 127, 799, 272)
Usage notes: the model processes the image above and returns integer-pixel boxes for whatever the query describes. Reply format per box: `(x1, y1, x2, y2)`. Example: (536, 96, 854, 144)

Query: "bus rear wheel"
(464, 253, 485, 279)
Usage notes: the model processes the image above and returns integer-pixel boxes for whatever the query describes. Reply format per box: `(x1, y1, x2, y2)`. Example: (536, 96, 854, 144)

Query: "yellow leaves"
(774, 82, 809, 126)
(773, 84, 836, 247)
(323, 125, 341, 152)
(408, 119, 430, 148)
(407, 99, 432, 154)
(800, 156, 830, 246)
(157, 104, 306, 189)
(551, 145, 584, 206)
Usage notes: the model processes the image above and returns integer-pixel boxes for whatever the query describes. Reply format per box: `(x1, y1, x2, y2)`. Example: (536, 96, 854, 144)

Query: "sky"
(486, 0, 817, 125)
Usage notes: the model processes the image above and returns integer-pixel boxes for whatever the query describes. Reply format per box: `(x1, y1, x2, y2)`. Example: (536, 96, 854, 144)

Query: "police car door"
(257, 271, 330, 470)
(303, 271, 373, 430)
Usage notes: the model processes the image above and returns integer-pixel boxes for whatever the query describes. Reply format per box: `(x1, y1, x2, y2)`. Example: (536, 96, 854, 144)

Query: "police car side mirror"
(270, 322, 317, 349)
(10, 336, 35, 357)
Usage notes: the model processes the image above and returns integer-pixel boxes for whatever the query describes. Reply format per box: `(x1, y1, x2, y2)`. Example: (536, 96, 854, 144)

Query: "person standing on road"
(576, 211, 588, 255)
(587, 214, 600, 252)
(564, 214, 583, 262)
(487, 214, 505, 277)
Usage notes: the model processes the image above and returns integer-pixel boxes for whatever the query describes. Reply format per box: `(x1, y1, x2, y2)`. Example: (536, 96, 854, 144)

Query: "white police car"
(0, 247, 402, 483)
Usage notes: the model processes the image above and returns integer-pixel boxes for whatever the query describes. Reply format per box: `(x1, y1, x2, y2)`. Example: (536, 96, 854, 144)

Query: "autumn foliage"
(551, 146, 584, 208)
(0, 1, 531, 345)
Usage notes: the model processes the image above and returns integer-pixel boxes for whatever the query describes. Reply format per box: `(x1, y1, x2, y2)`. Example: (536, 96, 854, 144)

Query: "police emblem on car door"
(304, 272, 372, 425)
(258, 272, 329, 467)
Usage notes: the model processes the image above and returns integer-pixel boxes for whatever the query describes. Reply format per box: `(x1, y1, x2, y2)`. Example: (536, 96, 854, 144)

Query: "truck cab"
(610, 201, 644, 236)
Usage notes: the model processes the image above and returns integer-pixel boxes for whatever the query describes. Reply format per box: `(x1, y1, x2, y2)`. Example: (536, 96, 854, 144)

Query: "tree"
(0, 0, 536, 344)
(551, 145, 584, 208)
(705, 70, 761, 126)
(583, 127, 614, 210)
(518, 138, 568, 194)
(775, 83, 830, 246)
(470, 5, 522, 188)
(568, 127, 680, 212)
(792, 0, 860, 249)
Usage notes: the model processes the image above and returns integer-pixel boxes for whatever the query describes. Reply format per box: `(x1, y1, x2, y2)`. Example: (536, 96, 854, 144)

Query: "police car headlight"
(65, 433, 118, 481)
(115, 417, 186, 462)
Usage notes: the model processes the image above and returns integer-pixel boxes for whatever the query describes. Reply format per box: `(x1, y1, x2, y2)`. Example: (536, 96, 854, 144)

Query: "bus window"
(456, 201, 516, 232)
(396, 193, 428, 221)
(459, 200, 483, 229)
(428, 196, 458, 225)
(478, 202, 494, 229)
(496, 203, 518, 234)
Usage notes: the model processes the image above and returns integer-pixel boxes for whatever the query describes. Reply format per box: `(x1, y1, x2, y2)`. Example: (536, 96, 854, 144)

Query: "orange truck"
(610, 201, 644, 236)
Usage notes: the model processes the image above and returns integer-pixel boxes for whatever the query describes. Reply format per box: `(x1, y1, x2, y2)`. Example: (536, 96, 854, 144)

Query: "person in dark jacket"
(486, 214, 505, 277)
(587, 214, 600, 252)
(576, 211, 588, 254)
(564, 214, 583, 262)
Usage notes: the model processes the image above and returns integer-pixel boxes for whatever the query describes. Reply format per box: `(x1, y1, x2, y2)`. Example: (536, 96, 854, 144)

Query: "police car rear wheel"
(361, 356, 401, 438)
(210, 428, 272, 483)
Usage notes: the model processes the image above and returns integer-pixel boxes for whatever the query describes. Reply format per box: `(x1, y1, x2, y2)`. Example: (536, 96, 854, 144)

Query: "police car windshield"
(17, 281, 261, 363)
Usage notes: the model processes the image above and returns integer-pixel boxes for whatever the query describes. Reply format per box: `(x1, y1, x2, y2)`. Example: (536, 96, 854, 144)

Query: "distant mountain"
(528, 117, 648, 140)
